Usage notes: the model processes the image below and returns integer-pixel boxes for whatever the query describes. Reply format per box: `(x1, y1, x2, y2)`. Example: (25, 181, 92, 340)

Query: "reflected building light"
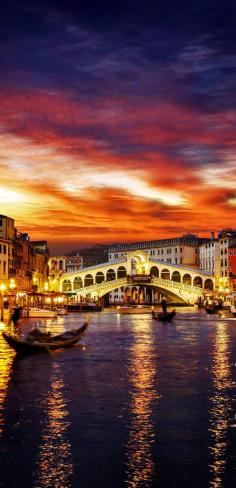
(0, 332, 15, 434)
(125, 321, 159, 487)
(34, 363, 73, 488)
(208, 323, 233, 488)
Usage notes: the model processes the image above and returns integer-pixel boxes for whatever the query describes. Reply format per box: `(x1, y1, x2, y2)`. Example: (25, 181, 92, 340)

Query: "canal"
(0, 308, 236, 487)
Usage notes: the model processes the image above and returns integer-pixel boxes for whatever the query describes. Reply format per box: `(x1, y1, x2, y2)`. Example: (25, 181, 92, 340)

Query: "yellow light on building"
(44, 282, 49, 292)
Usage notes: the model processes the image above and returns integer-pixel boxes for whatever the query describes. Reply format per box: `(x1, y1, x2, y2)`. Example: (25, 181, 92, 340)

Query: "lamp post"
(0, 283, 6, 322)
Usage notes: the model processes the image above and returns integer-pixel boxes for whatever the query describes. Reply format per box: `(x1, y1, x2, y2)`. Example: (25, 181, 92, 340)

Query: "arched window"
(59, 260, 64, 270)
(182, 274, 191, 285)
(95, 272, 105, 284)
(150, 266, 159, 277)
(106, 269, 116, 281)
(172, 271, 181, 282)
(84, 274, 94, 287)
(117, 266, 127, 278)
(161, 268, 170, 280)
(73, 277, 83, 290)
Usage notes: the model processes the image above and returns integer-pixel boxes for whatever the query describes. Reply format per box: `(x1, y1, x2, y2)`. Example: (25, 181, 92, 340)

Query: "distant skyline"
(0, 1, 236, 254)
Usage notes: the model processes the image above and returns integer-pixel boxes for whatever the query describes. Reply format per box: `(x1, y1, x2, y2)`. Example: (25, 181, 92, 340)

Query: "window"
(3, 245, 6, 254)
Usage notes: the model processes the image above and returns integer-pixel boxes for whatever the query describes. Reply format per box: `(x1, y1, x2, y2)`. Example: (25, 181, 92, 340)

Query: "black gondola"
(153, 310, 176, 321)
(205, 306, 219, 315)
(2, 322, 88, 354)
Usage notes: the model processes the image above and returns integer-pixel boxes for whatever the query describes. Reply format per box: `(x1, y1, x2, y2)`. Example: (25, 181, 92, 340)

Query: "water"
(0, 308, 236, 488)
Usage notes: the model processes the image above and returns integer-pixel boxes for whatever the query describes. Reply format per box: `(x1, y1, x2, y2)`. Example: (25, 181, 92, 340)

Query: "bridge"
(56, 251, 215, 305)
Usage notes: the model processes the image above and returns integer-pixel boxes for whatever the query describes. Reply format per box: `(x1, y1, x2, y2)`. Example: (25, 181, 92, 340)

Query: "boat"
(2, 322, 88, 354)
(54, 307, 68, 315)
(153, 310, 176, 321)
(28, 308, 57, 318)
(205, 306, 219, 315)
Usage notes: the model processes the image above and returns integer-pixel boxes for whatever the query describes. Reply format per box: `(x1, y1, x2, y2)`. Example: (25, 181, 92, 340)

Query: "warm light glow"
(208, 323, 233, 487)
(125, 319, 158, 487)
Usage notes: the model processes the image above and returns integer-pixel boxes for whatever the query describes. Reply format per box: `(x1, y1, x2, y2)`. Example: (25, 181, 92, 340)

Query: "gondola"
(2, 322, 88, 354)
(153, 310, 176, 321)
(205, 306, 219, 315)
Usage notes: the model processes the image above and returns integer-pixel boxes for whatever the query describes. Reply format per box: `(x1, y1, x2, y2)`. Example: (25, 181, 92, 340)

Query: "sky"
(0, 0, 236, 254)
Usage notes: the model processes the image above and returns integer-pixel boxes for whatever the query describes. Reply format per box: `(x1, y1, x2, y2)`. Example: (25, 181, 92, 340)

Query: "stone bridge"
(55, 251, 214, 304)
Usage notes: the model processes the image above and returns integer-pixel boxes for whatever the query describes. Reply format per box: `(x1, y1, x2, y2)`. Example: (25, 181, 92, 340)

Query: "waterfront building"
(218, 229, 236, 293)
(0, 215, 14, 287)
(31, 241, 50, 293)
(49, 255, 82, 291)
(11, 232, 32, 292)
(74, 245, 109, 267)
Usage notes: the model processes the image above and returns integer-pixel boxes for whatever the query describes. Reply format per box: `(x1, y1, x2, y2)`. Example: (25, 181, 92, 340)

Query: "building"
(0, 215, 15, 288)
(31, 241, 50, 293)
(199, 237, 221, 277)
(72, 245, 109, 267)
(218, 229, 236, 293)
(11, 232, 32, 292)
(109, 234, 209, 267)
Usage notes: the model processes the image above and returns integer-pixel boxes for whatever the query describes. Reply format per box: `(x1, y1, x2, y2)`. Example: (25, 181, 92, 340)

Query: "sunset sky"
(0, 1, 236, 254)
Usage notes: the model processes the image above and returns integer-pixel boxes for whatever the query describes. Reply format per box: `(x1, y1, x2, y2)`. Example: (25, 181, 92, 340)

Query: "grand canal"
(0, 308, 236, 488)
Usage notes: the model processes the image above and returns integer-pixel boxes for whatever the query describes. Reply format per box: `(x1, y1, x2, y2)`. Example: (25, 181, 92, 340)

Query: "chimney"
(210, 232, 215, 241)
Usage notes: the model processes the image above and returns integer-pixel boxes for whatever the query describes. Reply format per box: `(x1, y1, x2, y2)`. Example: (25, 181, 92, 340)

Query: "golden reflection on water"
(34, 362, 73, 488)
(125, 320, 158, 488)
(209, 322, 233, 488)
(0, 323, 15, 434)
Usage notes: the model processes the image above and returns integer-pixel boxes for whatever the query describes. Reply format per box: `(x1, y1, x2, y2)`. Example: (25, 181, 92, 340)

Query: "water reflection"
(34, 362, 73, 488)
(0, 324, 15, 434)
(209, 322, 233, 488)
(125, 319, 158, 487)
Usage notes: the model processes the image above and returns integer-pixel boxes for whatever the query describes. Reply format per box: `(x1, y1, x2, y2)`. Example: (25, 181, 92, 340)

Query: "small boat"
(205, 306, 219, 315)
(2, 322, 88, 354)
(26, 308, 58, 318)
(54, 307, 68, 315)
(153, 310, 176, 321)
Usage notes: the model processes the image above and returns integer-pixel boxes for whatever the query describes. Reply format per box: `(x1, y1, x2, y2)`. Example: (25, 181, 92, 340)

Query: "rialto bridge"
(56, 251, 215, 305)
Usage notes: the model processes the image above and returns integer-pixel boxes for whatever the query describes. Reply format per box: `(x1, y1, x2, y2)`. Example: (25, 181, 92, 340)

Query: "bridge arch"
(117, 266, 127, 278)
(95, 271, 105, 284)
(204, 278, 214, 290)
(62, 279, 72, 292)
(150, 265, 159, 277)
(84, 274, 94, 287)
(182, 273, 191, 285)
(193, 276, 203, 288)
(172, 271, 181, 282)
(161, 268, 170, 280)
(106, 269, 116, 281)
(73, 277, 83, 290)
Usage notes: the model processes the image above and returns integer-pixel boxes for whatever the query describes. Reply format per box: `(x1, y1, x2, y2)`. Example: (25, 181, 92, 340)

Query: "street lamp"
(0, 283, 6, 321)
